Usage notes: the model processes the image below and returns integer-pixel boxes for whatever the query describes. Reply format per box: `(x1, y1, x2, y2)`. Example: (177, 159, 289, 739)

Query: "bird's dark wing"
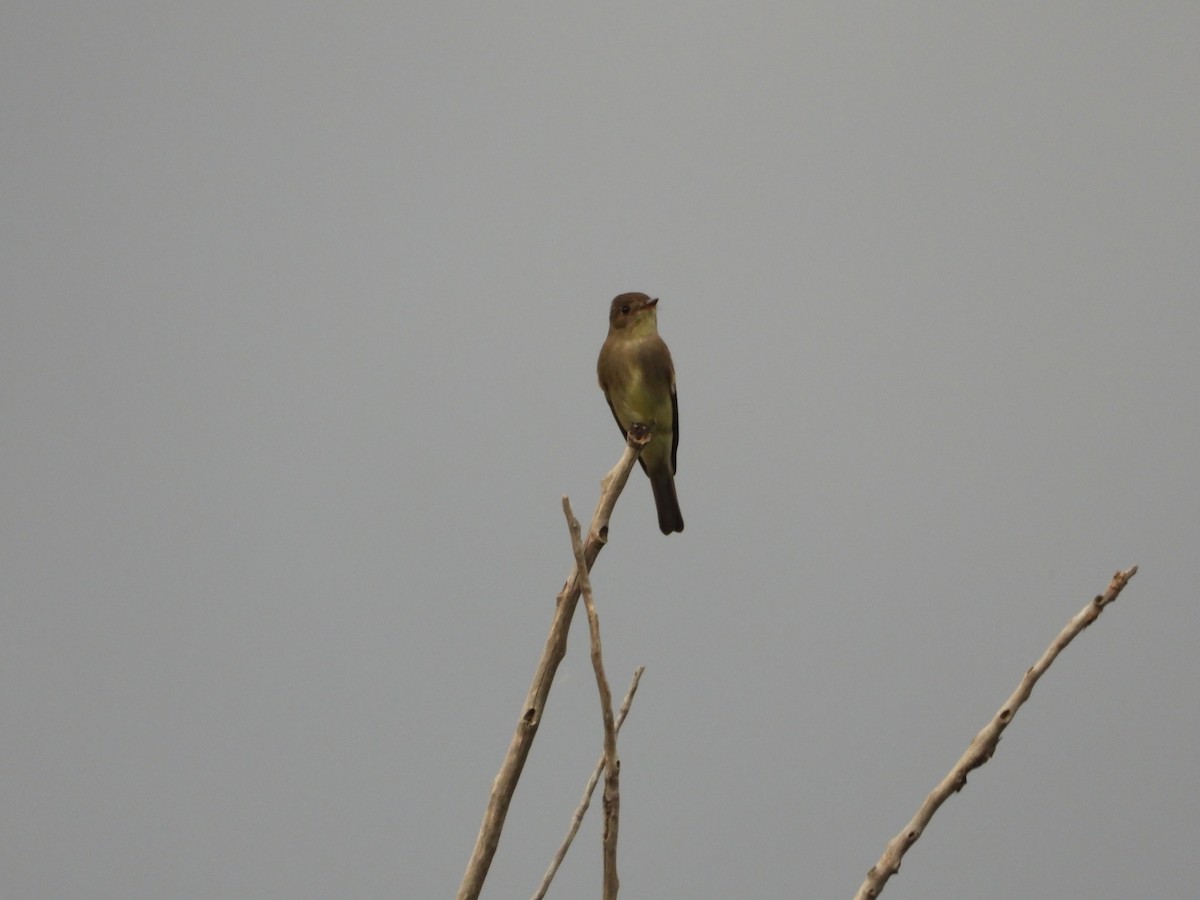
(669, 382, 679, 475)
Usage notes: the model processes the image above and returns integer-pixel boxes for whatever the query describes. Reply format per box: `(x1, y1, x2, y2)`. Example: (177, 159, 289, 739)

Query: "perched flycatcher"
(597, 292, 684, 534)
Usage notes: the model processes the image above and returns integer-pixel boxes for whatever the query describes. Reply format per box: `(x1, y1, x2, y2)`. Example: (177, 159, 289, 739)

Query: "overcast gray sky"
(4, 3, 1198, 898)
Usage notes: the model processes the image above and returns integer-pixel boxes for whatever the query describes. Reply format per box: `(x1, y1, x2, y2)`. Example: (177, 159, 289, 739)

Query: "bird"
(596, 292, 684, 534)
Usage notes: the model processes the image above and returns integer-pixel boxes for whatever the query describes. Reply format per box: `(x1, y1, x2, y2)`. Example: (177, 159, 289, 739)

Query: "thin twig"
(456, 433, 648, 900)
(532, 667, 645, 900)
(853, 565, 1139, 899)
(563, 496, 621, 899)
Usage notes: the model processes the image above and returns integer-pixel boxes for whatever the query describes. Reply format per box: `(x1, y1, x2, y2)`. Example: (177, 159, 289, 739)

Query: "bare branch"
(563, 496, 621, 899)
(853, 565, 1139, 900)
(456, 433, 648, 900)
(532, 667, 645, 900)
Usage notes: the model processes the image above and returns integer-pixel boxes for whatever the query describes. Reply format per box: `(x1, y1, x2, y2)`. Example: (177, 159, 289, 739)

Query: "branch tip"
(852, 566, 1139, 899)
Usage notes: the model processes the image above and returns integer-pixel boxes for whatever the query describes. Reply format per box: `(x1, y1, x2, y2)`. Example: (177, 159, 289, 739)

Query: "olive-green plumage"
(597, 292, 683, 534)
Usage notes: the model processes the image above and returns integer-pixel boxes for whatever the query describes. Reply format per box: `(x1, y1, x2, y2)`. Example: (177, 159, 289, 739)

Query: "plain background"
(4, 3, 1198, 898)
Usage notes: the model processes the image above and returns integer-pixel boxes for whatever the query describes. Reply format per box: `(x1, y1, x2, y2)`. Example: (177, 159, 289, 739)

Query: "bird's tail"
(651, 474, 684, 535)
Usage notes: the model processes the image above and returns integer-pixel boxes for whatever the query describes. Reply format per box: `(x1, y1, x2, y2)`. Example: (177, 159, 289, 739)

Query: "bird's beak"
(646, 297, 659, 308)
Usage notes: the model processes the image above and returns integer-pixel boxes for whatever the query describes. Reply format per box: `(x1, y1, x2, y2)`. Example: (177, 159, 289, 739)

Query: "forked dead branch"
(456, 433, 649, 900)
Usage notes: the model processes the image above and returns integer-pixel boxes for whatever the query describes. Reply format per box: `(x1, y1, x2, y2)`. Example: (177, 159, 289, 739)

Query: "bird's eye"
(620, 305, 631, 315)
